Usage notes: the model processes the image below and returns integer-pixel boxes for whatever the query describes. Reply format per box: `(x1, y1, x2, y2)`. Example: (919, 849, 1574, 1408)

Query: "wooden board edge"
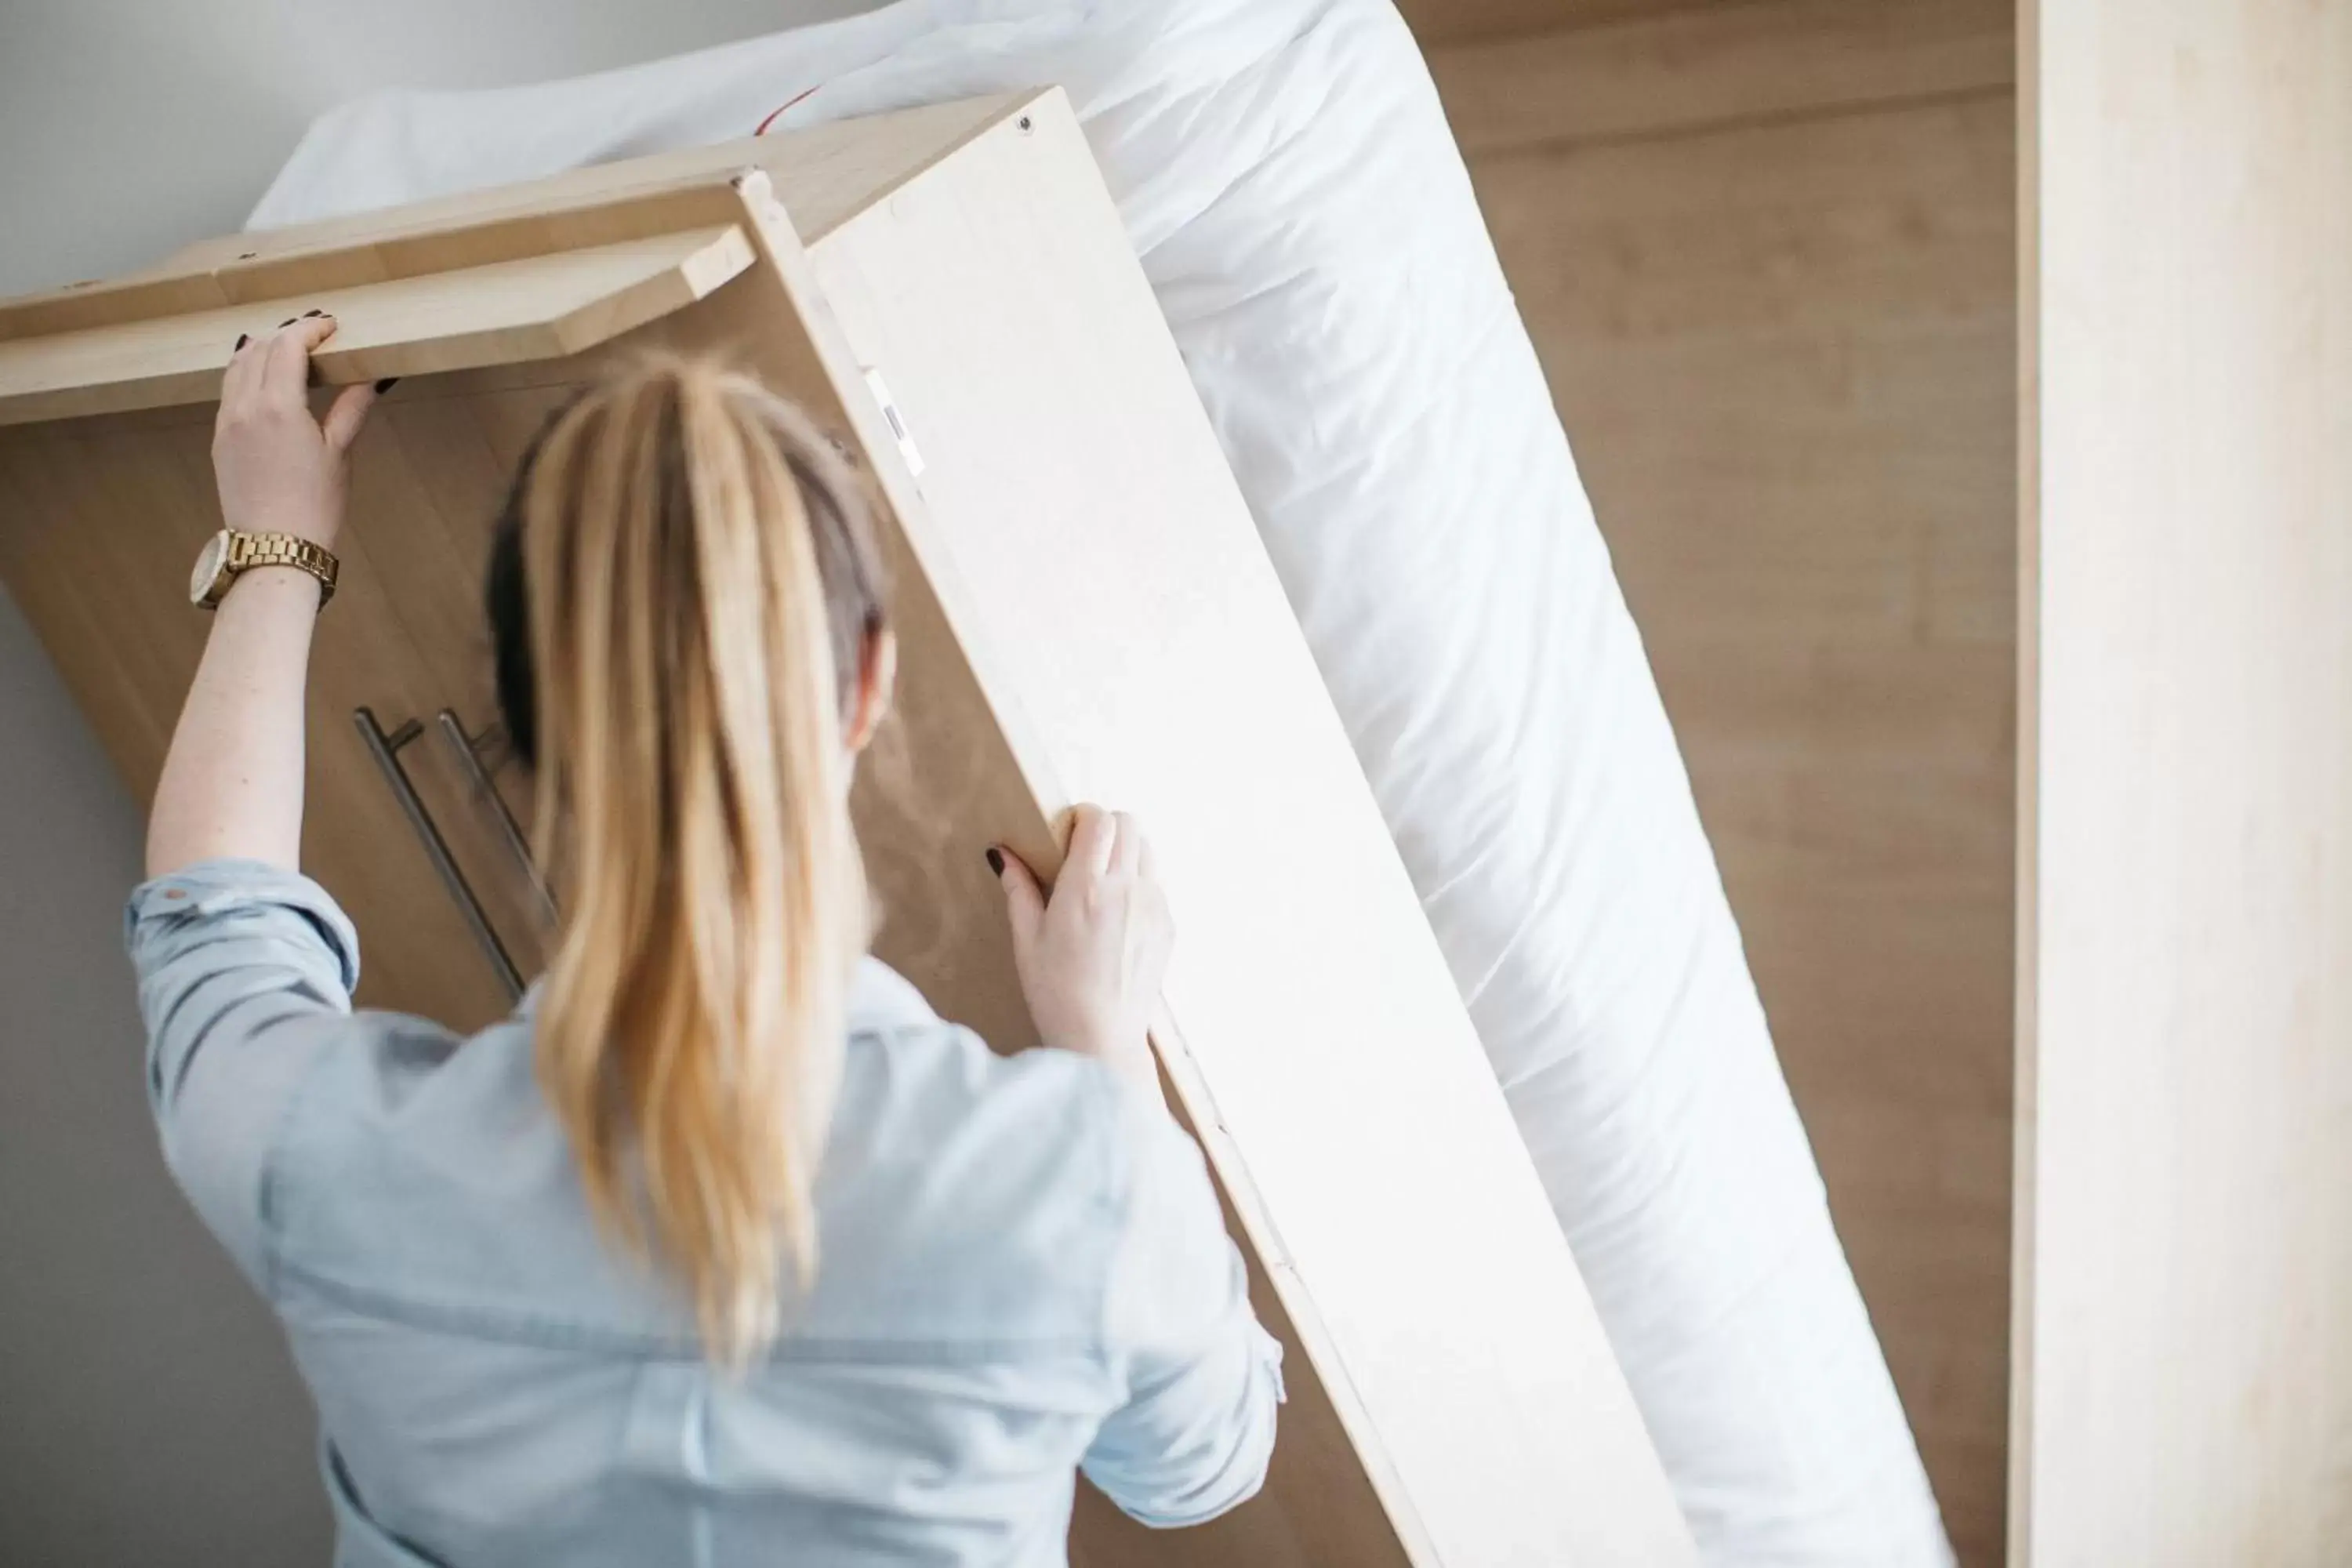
(543, 223, 759, 357)
(724, 159, 1452, 1562)
(1143, 1006, 1443, 1565)
(0, 94, 1042, 347)
(0, 225, 757, 429)
(2009, 2, 2040, 1562)
(783, 88, 1058, 246)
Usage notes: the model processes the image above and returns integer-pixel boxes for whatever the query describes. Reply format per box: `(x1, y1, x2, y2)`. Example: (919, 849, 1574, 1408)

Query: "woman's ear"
(846, 626, 896, 754)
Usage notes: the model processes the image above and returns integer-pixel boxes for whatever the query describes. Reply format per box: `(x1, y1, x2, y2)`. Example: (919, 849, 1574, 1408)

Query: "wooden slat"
(2017, 0, 2352, 1562)
(786, 96, 1693, 1564)
(0, 225, 753, 426)
(0, 95, 1029, 346)
(189, 93, 1028, 272)
(1428, 0, 2013, 153)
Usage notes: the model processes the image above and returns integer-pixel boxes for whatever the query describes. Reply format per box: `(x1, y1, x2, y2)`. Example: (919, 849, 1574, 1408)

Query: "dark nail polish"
(303, 309, 325, 318)
(234, 333, 249, 350)
(985, 848, 1004, 877)
(374, 378, 400, 394)
(279, 318, 296, 328)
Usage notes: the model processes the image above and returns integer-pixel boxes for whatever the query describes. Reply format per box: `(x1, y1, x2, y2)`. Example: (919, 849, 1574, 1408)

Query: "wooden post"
(2016, 2, 2352, 1560)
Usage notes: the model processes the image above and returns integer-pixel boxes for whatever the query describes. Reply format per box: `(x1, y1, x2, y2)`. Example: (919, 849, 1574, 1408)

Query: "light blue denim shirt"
(128, 859, 1281, 1567)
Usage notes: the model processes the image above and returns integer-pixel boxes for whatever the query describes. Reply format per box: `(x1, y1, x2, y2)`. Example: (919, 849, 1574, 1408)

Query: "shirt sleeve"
(1082, 1082, 1286, 1529)
(125, 858, 361, 1288)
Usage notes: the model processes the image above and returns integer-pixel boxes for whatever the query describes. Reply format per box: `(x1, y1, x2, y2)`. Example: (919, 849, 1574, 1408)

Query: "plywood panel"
(1453, 52, 2016, 1563)
(2017, 1, 2352, 1562)
(0, 410, 517, 1027)
(9, 96, 1025, 342)
(0, 225, 753, 426)
(789, 98, 1690, 1565)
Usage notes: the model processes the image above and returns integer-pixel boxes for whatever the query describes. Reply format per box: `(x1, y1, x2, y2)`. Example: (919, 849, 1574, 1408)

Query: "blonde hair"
(486, 355, 888, 1363)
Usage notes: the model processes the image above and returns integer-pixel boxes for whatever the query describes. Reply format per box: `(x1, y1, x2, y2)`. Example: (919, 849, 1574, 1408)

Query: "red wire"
(754, 84, 823, 137)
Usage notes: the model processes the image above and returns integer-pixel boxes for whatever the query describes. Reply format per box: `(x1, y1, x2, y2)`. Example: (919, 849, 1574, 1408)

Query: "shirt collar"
(513, 956, 935, 1035)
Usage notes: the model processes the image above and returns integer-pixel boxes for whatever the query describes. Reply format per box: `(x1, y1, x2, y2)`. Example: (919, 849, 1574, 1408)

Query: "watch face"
(191, 531, 230, 604)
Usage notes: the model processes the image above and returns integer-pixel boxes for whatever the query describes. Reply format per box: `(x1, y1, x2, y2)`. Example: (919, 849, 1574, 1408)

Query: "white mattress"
(252, 4, 1953, 1561)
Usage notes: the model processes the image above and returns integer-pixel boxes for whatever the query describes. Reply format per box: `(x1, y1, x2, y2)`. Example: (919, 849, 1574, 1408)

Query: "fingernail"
(279, 318, 296, 328)
(374, 378, 399, 394)
(234, 332, 249, 350)
(303, 309, 325, 318)
(985, 848, 1004, 877)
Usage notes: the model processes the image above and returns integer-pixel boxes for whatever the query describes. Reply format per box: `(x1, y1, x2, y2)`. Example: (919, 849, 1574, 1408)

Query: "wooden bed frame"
(0, 89, 1689, 1565)
(2, 1, 2344, 1561)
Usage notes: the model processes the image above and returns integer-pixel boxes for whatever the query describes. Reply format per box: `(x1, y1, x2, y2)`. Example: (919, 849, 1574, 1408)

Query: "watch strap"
(225, 532, 339, 605)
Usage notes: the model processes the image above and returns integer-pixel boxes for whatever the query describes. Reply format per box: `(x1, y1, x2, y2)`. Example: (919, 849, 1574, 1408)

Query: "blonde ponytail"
(488, 355, 888, 1363)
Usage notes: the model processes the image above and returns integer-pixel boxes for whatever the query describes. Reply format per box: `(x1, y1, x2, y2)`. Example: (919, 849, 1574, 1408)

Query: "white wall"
(0, 3, 874, 1561)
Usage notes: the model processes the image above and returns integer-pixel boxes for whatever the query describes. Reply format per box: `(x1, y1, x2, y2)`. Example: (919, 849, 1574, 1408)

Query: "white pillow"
(253, 4, 1952, 1560)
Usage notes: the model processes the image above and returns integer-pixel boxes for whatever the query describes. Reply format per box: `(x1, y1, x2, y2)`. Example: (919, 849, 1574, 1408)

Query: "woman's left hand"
(212, 314, 379, 548)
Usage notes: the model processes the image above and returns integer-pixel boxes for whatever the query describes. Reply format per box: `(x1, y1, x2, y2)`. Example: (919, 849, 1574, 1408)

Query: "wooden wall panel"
(2017, 1, 2352, 1562)
(1428, 0, 2013, 153)
(1425, 2, 2016, 1560)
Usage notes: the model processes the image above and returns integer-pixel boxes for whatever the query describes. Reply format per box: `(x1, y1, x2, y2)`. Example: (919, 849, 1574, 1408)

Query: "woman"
(130, 317, 1282, 1565)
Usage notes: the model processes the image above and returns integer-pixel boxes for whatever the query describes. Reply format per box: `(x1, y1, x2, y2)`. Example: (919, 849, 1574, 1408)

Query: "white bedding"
(252, 4, 1952, 1561)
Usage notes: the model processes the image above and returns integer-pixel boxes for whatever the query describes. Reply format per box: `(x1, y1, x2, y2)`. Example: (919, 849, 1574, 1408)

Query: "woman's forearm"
(145, 566, 322, 878)
(148, 317, 377, 880)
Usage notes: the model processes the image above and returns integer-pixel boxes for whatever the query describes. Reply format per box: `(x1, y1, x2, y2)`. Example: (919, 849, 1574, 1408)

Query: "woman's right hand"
(213, 314, 378, 550)
(990, 806, 1171, 1094)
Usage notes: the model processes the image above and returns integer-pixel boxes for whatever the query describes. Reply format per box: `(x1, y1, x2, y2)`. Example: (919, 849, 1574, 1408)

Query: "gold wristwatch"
(189, 529, 339, 609)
